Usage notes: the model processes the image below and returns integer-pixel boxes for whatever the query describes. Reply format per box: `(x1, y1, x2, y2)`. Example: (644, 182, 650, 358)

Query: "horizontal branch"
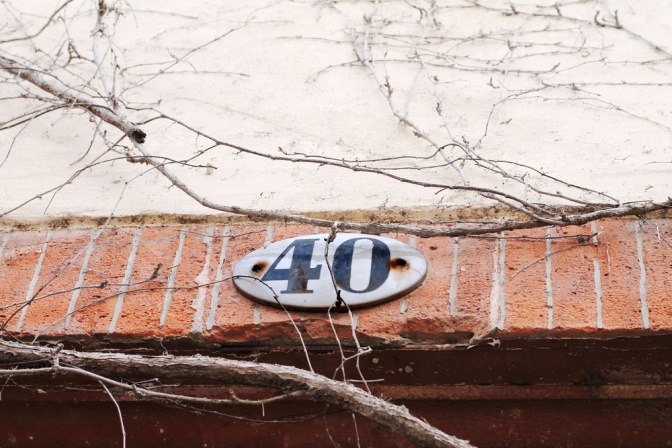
(0, 340, 474, 448)
(0, 55, 146, 144)
(0, 55, 669, 238)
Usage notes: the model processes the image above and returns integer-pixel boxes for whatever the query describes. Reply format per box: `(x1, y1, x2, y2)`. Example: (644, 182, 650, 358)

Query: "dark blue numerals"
(333, 238, 390, 293)
(262, 237, 392, 295)
(262, 239, 322, 293)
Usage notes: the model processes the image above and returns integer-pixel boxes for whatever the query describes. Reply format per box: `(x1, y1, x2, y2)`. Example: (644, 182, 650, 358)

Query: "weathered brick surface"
(205, 225, 264, 342)
(114, 226, 182, 337)
(67, 228, 138, 335)
(0, 231, 49, 330)
(20, 229, 92, 336)
(546, 224, 598, 334)
(596, 220, 644, 331)
(453, 236, 495, 330)
(0, 219, 670, 345)
(504, 228, 550, 334)
(641, 219, 672, 330)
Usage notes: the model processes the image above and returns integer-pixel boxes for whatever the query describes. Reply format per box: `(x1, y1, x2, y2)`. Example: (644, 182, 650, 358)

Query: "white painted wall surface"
(0, 1, 670, 222)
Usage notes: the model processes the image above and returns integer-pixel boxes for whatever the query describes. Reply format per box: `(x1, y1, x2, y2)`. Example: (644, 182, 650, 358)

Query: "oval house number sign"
(233, 233, 427, 311)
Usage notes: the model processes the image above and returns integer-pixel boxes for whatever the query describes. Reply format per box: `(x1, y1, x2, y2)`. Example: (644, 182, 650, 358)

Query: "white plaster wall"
(0, 0, 670, 221)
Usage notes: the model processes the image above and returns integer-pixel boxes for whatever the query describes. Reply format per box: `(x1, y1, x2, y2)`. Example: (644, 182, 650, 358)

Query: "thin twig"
(99, 381, 127, 448)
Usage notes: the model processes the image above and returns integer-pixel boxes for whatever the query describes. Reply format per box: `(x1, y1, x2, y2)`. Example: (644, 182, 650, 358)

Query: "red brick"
(67, 228, 138, 334)
(547, 225, 597, 333)
(358, 232, 471, 344)
(158, 226, 210, 336)
(504, 228, 550, 334)
(20, 229, 93, 337)
(0, 231, 51, 332)
(1, 218, 671, 344)
(454, 236, 497, 322)
(206, 225, 267, 342)
(113, 226, 182, 337)
(594, 220, 643, 331)
(640, 219, 672, 330)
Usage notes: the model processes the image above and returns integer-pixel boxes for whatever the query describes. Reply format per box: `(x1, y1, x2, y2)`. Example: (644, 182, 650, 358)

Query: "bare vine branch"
(0, 340, 475, 448)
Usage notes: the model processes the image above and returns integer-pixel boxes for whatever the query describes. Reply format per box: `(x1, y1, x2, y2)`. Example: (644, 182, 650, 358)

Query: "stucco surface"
(0, 1, 671, 221)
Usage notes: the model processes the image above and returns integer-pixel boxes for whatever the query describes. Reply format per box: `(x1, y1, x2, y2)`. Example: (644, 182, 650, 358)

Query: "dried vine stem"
(100, 381, 127, 448)
(0, 340, 475, 448)
(0, 53, 669, 238)
(0, 55, 146, 143)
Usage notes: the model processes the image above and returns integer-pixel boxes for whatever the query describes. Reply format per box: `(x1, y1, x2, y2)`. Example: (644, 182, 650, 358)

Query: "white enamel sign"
(232, 233, 427, 311)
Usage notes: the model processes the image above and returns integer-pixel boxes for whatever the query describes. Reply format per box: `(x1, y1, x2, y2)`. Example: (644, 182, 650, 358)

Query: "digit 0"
(333, 238, 390, 293)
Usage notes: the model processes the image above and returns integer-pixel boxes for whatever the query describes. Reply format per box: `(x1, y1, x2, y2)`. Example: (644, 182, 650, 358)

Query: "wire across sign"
(233, 233, 428, 311)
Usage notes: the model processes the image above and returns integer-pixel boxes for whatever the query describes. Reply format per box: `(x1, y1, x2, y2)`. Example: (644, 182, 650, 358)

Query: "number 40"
(261, 237, 391, 294)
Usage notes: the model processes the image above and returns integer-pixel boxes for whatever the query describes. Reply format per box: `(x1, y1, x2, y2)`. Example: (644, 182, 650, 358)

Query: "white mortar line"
(497, 234, 507, 329)
(265, 225, 274, 246)
(206, 226, 230, 331)
(489, 237, 501, 330)
(0, 234, 8, 316)
(593, 259, 603, 329)
(160, 228, 186, 328)
(108, 227, 142, 333)
(190, 227, 214, 334)
(0, 234, 8, 257)
(545, 227, 554, 330)
(16, 231, 51, 332)
(400, 224, 417, 314)
(449, 238, 459, 316)
(253, 306, 261, 325)
(591, 221, 599, 246)
(408, 230, 417, 248)
(635, 221, 650, 329)
(606, 242, 612, 288)
(254, 225, 275, 325)
(65, 230, 96, 330)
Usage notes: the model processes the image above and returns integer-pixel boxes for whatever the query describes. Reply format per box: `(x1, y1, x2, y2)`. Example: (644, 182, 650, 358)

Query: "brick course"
(1, 218, 670, 345)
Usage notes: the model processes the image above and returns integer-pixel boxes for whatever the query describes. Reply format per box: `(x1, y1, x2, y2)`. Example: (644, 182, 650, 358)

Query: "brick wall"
(1, 218, 670, 345)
